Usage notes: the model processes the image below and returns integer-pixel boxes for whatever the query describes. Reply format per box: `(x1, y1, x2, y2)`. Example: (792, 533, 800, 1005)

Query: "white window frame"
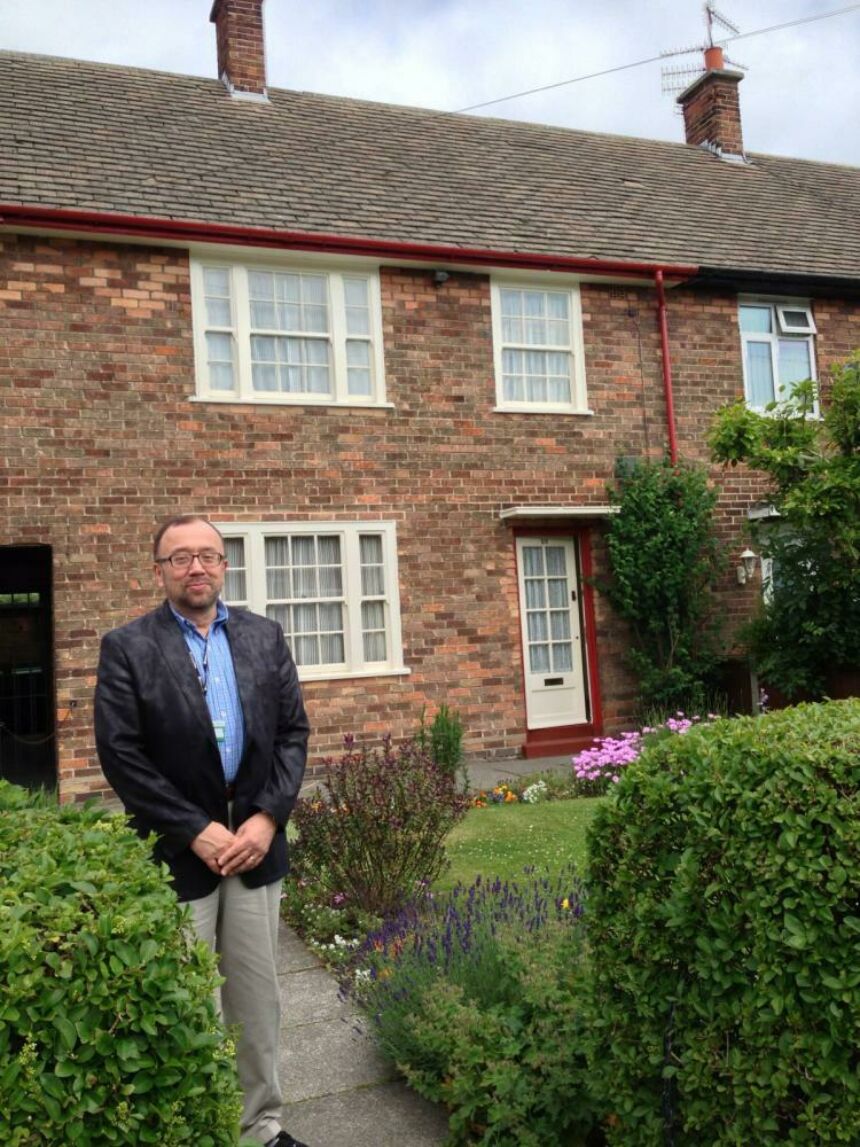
(776, 304, 816, 335)
(738, 298, 818, 414)
(190, 258, 388, 407)
(219, 521, 407, 682)
(490, 279, 589, 415)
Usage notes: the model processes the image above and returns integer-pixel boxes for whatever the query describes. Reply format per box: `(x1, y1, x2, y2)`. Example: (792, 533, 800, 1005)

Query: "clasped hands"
(190, 812, 276, 876)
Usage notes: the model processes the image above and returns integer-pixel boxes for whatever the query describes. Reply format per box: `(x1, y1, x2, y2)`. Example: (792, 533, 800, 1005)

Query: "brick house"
(1, 1, 858, 801)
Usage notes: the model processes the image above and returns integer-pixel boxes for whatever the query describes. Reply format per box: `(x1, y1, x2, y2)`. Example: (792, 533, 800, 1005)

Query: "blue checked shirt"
(170, 600, 245, 783)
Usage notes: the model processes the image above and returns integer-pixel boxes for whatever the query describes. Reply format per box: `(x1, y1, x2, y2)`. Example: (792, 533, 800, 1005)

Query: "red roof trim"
(0, 203, 699, 279)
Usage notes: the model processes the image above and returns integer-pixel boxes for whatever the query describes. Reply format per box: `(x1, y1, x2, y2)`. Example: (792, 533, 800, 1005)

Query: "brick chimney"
(210, 0, 268, 101)
(677, 46, 745, 161)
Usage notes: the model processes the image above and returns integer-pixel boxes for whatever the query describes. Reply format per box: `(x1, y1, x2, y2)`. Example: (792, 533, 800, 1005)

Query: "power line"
(719, 3, 860, 46)
(453, 4, 860, 114)
(455, 52, 667, 113)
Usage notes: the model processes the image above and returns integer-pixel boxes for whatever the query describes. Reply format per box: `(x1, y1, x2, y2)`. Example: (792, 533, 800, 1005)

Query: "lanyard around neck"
(189, 635, 210, 697)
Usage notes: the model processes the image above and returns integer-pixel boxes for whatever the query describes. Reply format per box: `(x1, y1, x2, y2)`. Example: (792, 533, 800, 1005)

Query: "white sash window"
(221, 522, 405, 680)
(192, 260, 386, 407)
(491, 280, 588, 414)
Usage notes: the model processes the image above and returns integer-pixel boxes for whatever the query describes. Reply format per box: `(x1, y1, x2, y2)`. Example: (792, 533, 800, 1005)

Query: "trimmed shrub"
(290, 735, 469, 917)
(0, 781, 242, 1145)
(347, 866, 596, 1145)
(586, 700, 860, 1146)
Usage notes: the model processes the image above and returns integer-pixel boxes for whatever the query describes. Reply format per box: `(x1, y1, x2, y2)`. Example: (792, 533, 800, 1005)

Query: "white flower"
(522, 780, 548, 804)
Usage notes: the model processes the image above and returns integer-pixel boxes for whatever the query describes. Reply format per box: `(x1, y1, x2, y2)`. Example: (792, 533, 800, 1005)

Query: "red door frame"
(511, 523, 604, 758)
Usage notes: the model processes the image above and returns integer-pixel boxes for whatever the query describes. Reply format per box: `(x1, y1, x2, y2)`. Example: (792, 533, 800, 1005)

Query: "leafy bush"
(417, 703, 467, 788)
(290, 735, 469, 917)
(0, 781, 242, 1145)
(600, 458, 725, 711)
(709, 355, 860, 697)
(347, 866, 597, 1145)
(586, 700, 860, 1146)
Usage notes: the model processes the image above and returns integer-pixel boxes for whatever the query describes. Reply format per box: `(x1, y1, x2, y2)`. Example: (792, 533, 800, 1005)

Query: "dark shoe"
(265, 1133, 309, 1147)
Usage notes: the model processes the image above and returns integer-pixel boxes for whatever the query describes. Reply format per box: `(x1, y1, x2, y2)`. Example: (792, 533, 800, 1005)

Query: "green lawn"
(437, 796, 606, 890)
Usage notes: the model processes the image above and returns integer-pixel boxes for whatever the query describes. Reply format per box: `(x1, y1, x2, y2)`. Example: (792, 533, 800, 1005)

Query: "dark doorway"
(0, 546, 56, 791)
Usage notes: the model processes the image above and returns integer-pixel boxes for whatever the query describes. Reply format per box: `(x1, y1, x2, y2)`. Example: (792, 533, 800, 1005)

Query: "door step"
(522, 725, 597, 758)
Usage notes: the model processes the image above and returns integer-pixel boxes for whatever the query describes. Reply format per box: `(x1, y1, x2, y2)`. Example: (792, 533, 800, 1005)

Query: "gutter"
(2, 201, 691, 463)
(0, 203, 699, 281)
(688, 265, 860, 301)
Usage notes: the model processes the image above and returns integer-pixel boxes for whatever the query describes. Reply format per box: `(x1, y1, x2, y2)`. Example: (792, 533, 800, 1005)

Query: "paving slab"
(282, 1081, 448, 1146)
(278, 925, 323, 974)
(279, 966, 352, 1028)
(279, 1013, 395, 1104)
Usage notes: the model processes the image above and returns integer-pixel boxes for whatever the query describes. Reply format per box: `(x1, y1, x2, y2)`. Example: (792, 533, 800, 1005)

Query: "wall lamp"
(433, 270, 450, 287)
(736, 548, 758, 585)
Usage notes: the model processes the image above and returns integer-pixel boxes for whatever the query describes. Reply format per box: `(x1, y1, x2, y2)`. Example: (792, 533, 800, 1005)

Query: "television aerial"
(660, 3, 747, 101)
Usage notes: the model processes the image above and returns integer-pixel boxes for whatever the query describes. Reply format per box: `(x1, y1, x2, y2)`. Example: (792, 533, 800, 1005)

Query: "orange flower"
(504, 790, 518, 803)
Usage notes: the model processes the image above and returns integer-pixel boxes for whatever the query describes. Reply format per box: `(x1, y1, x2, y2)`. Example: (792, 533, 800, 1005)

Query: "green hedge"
(0, 782, 242, 1145)
(586, 700, 860, 1145)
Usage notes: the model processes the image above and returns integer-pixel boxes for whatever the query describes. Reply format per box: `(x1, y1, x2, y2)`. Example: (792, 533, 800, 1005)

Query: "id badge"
(213, 720, 227, 747)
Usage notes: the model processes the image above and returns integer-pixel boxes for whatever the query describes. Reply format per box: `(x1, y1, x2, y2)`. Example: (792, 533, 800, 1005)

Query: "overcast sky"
(3, 1, 859, 165)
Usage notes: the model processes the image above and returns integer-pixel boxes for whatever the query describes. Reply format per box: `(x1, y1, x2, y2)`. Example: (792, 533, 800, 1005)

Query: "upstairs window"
(491, 282, 588, 413)
(192, 261, 386, 406)
(739, 301, 817, 411)
(220, 522, 404, 681)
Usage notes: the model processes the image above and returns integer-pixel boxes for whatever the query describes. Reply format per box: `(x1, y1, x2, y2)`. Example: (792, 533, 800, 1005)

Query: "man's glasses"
(156, 550, 225, 571)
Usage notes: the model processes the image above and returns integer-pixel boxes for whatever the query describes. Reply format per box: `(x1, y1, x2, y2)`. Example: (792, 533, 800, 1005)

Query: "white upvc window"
(191, 260, 386, 406)
(491, 281, 588, 413)
(220, 522, 405, 681)
(739, 300, 818, 412)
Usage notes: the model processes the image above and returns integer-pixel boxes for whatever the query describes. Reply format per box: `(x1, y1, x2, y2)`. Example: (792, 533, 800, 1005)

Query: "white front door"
(516, 537, 587, 729)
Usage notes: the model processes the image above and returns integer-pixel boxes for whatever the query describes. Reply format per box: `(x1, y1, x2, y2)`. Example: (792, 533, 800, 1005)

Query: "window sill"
(493, 405, 595, 416)
(297, 666, 411, 684)
(189, 395, 395, 410)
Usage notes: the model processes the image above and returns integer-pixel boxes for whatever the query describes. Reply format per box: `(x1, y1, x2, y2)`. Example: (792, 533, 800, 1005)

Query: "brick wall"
(1, 232, 855, 801)
(211, 0, 267, 95)
(680, 72, 744, 156)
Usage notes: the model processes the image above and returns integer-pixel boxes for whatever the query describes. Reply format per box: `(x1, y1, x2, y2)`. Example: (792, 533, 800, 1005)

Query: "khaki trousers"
(188, 876, 283, 1144)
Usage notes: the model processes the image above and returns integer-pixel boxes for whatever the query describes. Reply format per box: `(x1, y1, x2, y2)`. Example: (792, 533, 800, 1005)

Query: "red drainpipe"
(654, 269, 679, 464)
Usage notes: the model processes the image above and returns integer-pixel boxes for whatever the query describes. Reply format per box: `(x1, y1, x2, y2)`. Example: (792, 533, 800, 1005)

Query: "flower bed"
(344, 866, 597, 1145)
(571, 711, 719, 796)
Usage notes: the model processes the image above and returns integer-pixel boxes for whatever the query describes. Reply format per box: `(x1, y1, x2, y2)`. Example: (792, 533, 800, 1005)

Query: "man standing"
(95, 514, 310, 1147)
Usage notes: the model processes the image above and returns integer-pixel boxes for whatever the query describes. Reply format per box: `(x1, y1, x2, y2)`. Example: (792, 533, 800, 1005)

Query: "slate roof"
(2, 49, 859, 282)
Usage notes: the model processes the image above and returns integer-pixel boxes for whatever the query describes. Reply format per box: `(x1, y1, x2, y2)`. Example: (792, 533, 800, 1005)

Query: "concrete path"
(465, 752, 571, 794)
(277, 922, 449, 1146)
(281, 753, 574, 1145)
